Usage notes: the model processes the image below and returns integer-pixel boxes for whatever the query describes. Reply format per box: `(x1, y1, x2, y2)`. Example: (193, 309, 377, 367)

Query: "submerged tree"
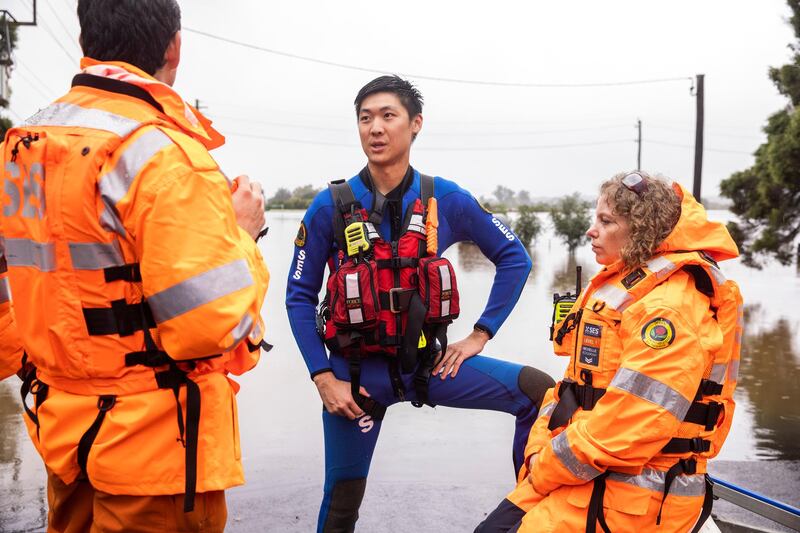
(550, 193, 591, 252)
(720, 0, 800, 268)
(513, 205, 542, 248)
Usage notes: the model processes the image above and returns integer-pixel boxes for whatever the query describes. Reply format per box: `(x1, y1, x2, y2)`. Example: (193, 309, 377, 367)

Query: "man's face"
(357, 92, 422, 167)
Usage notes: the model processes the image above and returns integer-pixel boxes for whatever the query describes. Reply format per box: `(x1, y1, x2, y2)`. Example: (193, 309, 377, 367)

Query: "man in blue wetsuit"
(286, 75, 555, 532)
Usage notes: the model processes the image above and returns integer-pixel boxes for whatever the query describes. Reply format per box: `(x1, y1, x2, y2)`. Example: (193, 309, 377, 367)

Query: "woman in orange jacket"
(476, 172, 742, 532)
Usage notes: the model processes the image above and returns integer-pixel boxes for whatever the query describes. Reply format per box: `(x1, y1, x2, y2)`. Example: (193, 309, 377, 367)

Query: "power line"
(648, 122, 763, 140)
(183, 27, 693, 89)
(645, 139, 753, 155)
(226, 131, 633, 151)
(209, 112, 632, 137)
(38, 16, 79, 65)
(15, 60, 58, 98)
(44, 0, 82, 57)
(14, 69, 53, 101)
(416, 139, 633, 152)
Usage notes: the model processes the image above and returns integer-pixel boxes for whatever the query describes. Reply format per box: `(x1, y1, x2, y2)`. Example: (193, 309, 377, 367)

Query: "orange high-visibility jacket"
(508, 183, 741, 532)
(0, 59, 269, 498)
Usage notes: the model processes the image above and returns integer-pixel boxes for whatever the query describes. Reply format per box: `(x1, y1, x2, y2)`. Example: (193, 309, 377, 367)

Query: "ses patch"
(579, 323, 602, 366)
(641, 317, 675, 349)
(295, 222, 307, 247)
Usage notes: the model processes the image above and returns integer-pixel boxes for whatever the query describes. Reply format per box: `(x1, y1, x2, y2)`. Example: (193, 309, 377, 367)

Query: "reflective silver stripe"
(608, 469, 706, 497)
(99, 207, 127, 238)
(538, 402, 556, 419)
(439, 264, 451, 291)
(345, 272, 364, 324)
(24, 102, 141, 137)
(735, 329, 742, 346)
(551, 431, 602, 481)
(364, 223, 380, 241)
(5, 238, 56, 271)
(710, 265, 727, 285)
(610, 367, 691, 420)
(99, 128, 173, 208)
(0, 278, 10, 303)
(224, 313, 254, 351)
(408, 213, 426, 234)
(148, 259, 254, 323)
(69, 241, 124, 270)
(646, 256, 676, 278)
(728, 359, 740, 382)
(249, 319, 262, 342)
(592, 284, 633, 311)
(709, 363, 727, 384)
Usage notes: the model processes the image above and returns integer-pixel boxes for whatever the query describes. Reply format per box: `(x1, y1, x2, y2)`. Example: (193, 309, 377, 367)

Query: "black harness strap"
(83, 300, 155, 337)
(19, 357, 49, 439)
(657, 458, 697, 525)
(103, 263, 141, 283)
(548, 379, 607, 431)
(127, 320, 203, 513)
(348, 360, 387, 420)
(77, 395, 117, 478)
(586, 472, 612, 533)
(328, 180, 360, 253)
(692, 476, 715, 533)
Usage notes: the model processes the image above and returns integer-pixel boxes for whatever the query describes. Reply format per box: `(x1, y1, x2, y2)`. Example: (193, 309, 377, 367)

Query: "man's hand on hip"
(313, 371, 370, 420)
(432, 328, 490, 379)
(231, 174, 265, 240)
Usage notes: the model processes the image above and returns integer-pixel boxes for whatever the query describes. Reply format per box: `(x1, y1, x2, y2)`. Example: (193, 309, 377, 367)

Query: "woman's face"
(586, 194, 631, 265)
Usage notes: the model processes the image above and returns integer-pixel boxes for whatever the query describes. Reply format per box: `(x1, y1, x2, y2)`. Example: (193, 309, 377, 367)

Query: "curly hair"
(600, 171, 682, 271)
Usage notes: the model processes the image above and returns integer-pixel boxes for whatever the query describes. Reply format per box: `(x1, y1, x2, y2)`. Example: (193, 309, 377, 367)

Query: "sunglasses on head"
(622, 172, 648, 195)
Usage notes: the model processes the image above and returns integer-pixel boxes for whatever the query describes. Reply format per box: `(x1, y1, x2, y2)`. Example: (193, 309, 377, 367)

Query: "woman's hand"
(431, 328, 490, 379)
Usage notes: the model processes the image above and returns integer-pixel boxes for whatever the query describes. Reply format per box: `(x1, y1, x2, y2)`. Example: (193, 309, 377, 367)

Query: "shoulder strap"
(420, 173, 434, 205)
(328, 179, 358, 252)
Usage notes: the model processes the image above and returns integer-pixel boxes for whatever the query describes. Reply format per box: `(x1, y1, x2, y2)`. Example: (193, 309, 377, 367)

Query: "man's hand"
(231, 175, 265, 240)
(313, 371, 370, 420)
(431, 328, 490, 379)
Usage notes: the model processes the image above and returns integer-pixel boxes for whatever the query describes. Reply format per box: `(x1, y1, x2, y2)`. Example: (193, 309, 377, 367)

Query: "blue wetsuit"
(286, 167, 551, 532)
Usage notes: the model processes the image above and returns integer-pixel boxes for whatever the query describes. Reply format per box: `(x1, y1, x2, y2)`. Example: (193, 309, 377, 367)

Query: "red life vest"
(321, 176, 460, 376)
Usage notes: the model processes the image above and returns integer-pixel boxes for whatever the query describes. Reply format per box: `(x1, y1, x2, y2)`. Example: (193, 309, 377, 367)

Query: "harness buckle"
(388, 287, 414, 313)
(97, 395, 116, 412)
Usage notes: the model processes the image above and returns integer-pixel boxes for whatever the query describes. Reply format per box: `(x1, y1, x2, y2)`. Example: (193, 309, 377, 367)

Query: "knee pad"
(323, 478, 367, 533)
(518, 366, 556, 410)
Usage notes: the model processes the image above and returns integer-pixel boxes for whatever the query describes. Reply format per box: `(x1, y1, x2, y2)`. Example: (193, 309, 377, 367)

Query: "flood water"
(1, 209, 798, 531)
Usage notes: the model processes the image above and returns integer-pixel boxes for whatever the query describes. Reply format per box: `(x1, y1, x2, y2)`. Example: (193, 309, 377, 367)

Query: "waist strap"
(548, 380, 606, 430)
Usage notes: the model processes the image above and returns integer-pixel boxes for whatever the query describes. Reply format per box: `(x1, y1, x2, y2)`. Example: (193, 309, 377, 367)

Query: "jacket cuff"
(310, 368, 333, 381)
(473, 322, 495, 339)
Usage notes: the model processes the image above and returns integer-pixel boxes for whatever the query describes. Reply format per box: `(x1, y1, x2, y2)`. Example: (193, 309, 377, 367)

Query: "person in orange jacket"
(0, 0, 270, 530)
(476, 172, 742, 533)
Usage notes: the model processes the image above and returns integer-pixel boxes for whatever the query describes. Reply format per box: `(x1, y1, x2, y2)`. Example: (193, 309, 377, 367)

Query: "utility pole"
(693, 74, 704, 203)
(636, 118, 642, 170)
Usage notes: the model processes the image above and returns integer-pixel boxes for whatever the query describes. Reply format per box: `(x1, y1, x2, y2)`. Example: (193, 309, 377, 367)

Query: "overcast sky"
(2, 0, 793, 200)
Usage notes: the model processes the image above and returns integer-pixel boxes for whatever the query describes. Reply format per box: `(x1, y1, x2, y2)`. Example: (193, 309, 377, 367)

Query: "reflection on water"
(0, 380, 47, 532)
(738, 306, 800, 460)
(455, 242, 493, 272)
(549, 253, 591, 296)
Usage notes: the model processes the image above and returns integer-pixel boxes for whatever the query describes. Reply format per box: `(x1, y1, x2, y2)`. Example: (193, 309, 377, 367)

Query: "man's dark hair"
(77, 0, 181, 75)
(354, 75, 424, 118)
